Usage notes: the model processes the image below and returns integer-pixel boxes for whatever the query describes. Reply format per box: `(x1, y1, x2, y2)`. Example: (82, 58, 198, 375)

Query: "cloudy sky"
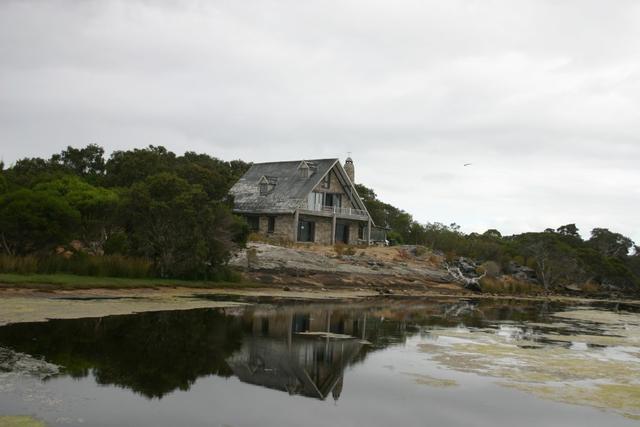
(1, 0, 639, 241)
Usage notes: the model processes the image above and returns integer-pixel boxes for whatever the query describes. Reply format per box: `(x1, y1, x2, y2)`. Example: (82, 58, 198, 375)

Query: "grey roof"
(229, 159, 366, 213)
(230, 158, 347, 214)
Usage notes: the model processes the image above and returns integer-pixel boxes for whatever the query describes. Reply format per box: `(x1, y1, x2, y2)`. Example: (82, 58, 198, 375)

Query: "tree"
(522, 235, 579, 293)
(50, 144, 106, 180)
(557, 224, 580, 238)
(34, 176, 120, 252)
(0, 189, 80, 255)
(483, 229, 502, 239)
(121, 173, 244, 278)
(588, 228, 634, 258)
(105, 145, 176, 187)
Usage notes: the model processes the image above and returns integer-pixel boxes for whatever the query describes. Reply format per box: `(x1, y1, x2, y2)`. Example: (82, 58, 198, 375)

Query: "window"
(325, 193, 341, 208)
(259, 182, 269, 195)
(358, 224, 365, 240)
(246, 216, 259, 232)
(267, 217, 275, 233)
(321, 173, 331, 189)
(259, 176, 277, 195)
(307, 192, 323, 210)
(298, 162, 310, 178)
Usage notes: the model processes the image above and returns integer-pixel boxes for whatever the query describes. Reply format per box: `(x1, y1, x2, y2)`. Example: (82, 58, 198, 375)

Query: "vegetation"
(0, 273, 255, 290)
(0, 145, 250, 280)
(357, 183, 640, 293)
(1, 144, 637, 294)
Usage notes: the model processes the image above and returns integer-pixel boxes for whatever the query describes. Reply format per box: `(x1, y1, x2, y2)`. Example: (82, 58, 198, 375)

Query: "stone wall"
(300, 215, 333, 245)
(251, 213, 366, 245)
(255, 214, 295, 242)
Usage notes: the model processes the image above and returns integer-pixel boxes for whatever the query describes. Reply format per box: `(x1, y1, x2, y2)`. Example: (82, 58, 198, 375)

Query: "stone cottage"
(229, 157, 373, 244)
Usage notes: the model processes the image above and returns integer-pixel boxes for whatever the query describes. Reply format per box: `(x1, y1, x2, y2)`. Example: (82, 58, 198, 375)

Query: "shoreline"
(1, 284, 639, 327)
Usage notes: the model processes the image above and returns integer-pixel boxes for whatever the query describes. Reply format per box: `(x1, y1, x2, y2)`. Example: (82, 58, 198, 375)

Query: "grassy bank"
(0, 273, 261, 290)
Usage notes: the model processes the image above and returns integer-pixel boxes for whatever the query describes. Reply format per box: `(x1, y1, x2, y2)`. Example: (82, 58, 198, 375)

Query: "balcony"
(300, 205, 369, 220)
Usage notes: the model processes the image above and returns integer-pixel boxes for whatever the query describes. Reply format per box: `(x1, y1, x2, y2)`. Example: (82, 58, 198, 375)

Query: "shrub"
(479, 276, 542, 295)
(415, 246, 428, 257)
(334, 243, 356, 257)
(480, 261, 501, 278)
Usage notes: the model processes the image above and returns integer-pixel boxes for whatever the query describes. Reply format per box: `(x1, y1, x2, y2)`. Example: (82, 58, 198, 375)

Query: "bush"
(415, 246, 428, 257)
(480, 261, 501, 278)
(479, 276, 542, 295)
(334, 243, 356, 257)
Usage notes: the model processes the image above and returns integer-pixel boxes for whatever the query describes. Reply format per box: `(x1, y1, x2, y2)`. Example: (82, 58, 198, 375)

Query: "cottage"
(229, 157, 373, 245)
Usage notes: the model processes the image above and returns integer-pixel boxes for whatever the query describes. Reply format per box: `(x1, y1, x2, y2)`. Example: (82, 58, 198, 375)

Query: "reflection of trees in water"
(0, 310, 244, 398)
(0, 298, 569, 400)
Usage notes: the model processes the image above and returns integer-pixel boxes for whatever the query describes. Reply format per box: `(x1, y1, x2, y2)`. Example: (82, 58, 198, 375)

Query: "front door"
(335, 223, 350, 244)
(298, 220, 315, 242)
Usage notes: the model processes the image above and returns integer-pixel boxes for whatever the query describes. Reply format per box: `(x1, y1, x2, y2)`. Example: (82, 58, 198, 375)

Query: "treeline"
(0, 145, 249, 279)
(357, 184, 640, 292)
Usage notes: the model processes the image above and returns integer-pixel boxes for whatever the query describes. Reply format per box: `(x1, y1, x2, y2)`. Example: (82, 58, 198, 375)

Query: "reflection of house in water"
(226, 309, 368, 400)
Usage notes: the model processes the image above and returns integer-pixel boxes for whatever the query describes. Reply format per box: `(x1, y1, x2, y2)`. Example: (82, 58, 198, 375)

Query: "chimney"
(344, 157, 354, 183)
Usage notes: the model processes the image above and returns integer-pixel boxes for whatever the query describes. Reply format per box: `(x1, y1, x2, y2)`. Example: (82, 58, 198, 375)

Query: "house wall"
(300, 215, 332, 245)
(310, 168, 355, 209)
(249, 214, 296, 242)
(301, 215, 364, 245)
(247, 213, 366, 245)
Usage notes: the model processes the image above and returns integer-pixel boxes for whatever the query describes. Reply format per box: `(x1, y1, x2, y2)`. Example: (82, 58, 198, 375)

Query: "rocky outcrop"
(230, 243, 461, 293)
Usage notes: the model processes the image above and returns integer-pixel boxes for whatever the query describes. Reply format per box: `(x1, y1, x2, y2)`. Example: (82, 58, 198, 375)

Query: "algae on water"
(0, 416, 46, 427)
(418, 307, 640, 419)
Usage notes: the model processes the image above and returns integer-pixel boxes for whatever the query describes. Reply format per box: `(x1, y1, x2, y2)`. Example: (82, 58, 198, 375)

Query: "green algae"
(418, 307, 640, 419)
(402, 372, 458, 388)
(0, 416, 46, 427)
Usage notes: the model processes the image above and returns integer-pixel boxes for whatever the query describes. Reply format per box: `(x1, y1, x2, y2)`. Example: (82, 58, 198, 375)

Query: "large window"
(325, 193, 342, 208)
(307, 192, 323, 210)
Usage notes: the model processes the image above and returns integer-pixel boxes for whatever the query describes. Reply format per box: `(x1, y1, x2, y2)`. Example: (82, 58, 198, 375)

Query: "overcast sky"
(1, 0, 639, 241)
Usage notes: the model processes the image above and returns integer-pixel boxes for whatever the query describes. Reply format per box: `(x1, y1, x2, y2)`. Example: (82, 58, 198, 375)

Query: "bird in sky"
(464, 163, 472, 167)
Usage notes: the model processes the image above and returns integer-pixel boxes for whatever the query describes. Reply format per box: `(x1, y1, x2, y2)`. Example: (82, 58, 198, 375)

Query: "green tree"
(0, 189, 80, 255)
(121, 173, 244, 278)
(50, 144, 106, 181)
(483, 229, 502, 239)
(556, 223, 580, 238)
(588, 228, 634, 258)
(105, 145, 176, 187)
(34, 176, 120, 251)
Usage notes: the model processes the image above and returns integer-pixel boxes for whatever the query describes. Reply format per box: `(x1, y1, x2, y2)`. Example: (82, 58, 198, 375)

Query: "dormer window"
(298, 161, 310, 178)
(259, 176, 277, 195)
(259, 181, 269, 195)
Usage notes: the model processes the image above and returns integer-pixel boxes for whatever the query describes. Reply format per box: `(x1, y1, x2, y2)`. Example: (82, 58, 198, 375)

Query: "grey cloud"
(1, 0, 639, 241)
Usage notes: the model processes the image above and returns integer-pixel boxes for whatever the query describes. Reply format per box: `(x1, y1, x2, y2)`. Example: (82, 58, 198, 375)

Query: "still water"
(1, 297, 639, 426)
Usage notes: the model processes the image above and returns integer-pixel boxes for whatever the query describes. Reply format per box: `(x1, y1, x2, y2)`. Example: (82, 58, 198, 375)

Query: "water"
(1, 297, 639, 426)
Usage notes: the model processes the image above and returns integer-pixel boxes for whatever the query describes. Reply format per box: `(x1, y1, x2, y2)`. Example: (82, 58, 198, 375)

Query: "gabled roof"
(229, 158, 367, 215)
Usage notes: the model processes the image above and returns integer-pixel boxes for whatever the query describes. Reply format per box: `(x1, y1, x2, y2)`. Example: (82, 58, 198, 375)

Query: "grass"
(0, 273, 262, 290)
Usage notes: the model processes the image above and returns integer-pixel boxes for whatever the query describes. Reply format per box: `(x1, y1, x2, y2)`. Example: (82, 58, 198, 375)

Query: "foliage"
(1, 144, 249, 280)
(121, 173, 245, 279)
(0, 189, 80, 255)
(356, 177, 639, 293)
(334, 243, 357, 257)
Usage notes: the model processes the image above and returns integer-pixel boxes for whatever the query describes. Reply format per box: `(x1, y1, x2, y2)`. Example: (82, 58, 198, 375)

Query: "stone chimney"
(344, 157, 354, 183)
